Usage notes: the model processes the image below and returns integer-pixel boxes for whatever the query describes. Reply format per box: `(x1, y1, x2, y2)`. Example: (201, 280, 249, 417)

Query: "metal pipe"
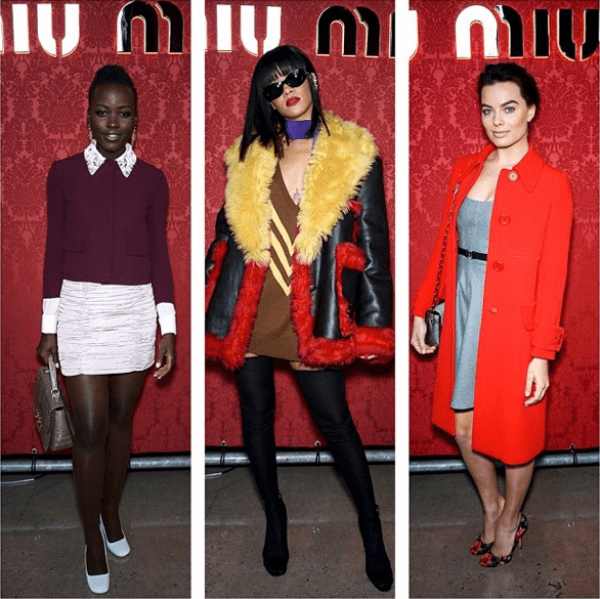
(409, 450, 599, 473)
(1, 454, 190, 474)
(206, 448, 598, 470)
(1, 449, 596, 474)
(205, 448, 394, 467)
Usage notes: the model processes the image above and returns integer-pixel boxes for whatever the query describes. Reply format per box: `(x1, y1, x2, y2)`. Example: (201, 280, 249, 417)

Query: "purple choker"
(285, 119, 312, 140)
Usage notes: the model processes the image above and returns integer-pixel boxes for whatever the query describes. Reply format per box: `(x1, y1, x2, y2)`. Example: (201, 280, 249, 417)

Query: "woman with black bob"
(412, 63, 572, 567)
(37, 65, 176, 594)
(206, 45, 394, 591)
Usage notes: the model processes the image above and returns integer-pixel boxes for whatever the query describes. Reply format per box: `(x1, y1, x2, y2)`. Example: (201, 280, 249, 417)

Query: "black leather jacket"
(206, 113, 393, 369)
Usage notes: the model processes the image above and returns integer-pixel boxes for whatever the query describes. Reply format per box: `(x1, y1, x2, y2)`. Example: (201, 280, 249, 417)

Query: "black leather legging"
(235, 356, 378, 519)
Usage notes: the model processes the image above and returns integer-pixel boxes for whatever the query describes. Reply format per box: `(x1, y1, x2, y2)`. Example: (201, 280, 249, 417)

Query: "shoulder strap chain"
(430, 182, 461, 310)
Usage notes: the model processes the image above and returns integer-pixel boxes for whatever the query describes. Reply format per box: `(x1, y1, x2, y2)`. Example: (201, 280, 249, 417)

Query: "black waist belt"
(458, 247, 488, 261)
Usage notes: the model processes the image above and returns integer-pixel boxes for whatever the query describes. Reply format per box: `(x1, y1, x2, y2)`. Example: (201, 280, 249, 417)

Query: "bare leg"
(100, 370, 146, 542)
(491, 461, 534, 556)
(454, 410, 505, 543)
(66, 375, 110, 575)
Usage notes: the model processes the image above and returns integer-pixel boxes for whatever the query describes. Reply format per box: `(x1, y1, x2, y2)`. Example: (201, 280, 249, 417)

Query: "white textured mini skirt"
(57, 280, 156, 376)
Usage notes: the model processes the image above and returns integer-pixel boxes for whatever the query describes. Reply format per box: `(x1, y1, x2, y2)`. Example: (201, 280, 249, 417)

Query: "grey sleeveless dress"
(451, 198, 493, 410)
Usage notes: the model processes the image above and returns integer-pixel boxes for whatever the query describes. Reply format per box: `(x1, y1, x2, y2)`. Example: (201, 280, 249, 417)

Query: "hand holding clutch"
(411, 316, 438, 355)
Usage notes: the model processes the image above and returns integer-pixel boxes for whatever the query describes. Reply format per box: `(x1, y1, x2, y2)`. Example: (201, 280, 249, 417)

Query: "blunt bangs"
(255, 47, 310, 89)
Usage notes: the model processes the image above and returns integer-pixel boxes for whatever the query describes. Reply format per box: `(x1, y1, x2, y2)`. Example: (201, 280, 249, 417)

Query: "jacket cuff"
(412, 305, 428, 319)
(412, 294, 441, 319)
(157, 302, 177, 335)
(354, 326, 395, 363)
(532, 323, 564, 355)
(531, 347, 556, 360)
(41, 314, 58, 334)
(42, 297, 60, 334)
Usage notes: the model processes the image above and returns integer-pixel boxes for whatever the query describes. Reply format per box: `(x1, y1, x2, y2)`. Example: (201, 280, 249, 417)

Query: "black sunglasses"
(263, 69, 307, 101)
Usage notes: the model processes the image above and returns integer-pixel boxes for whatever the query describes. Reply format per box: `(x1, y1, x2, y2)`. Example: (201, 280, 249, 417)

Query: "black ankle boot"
(358, 508, 393, 592)
(262, 496, 289, 576)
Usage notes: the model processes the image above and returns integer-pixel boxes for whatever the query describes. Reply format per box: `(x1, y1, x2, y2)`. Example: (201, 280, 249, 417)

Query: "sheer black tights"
(66, 371, 146, 574)
(235, 356, 378, 520)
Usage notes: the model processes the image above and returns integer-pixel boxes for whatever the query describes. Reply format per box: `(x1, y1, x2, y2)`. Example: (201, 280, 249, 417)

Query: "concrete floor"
(1, 469, 190, 598)
(205, 463, 396, 598)
(2, 462, 596, 598)
(410, 465, 599, 598)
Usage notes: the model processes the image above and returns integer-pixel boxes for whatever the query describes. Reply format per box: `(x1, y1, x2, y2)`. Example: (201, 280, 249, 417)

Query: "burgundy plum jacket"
(205, 113, 394, 370)
(43, 153, 174, 304)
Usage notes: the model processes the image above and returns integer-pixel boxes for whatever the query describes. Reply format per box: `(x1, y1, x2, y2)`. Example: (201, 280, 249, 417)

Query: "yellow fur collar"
(224, 112, 378, 265)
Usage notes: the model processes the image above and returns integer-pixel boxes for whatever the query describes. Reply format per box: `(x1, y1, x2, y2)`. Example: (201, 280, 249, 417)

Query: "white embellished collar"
(84, 140, 137, 177)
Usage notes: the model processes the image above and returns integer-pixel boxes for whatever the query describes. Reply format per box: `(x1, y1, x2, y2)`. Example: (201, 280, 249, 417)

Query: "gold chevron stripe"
(269, 229, 291, 295)
(270, 233, 292, 277)
(269, 261, 291, 295)
(271, 209, 293, 254)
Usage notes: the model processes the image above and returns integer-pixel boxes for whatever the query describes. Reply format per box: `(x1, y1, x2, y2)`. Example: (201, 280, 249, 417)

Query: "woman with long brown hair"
(412, 62, 572, 567)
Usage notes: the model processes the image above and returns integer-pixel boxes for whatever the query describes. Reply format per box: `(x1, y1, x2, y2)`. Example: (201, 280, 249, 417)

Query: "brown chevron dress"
(247, 163, 300, 360)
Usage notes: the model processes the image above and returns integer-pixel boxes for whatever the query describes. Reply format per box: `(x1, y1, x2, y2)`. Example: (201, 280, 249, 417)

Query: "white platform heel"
(84, 544, 109, 595)
(100, 517, 131, 557)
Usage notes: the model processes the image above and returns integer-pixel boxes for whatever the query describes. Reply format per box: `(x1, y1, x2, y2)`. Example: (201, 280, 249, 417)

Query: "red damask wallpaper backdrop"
(410, 0, 599, 456)
(205, 0, 395, 448)
(1, 0, 190, 455)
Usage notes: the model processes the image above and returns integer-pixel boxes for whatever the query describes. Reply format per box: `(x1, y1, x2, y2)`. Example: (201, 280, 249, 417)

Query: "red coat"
(413, 145, 573, 465)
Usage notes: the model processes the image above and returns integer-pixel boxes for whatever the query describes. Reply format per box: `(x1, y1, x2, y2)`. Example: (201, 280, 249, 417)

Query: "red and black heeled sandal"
(479, 513, 529, 567)
(470, 536, 493, 555)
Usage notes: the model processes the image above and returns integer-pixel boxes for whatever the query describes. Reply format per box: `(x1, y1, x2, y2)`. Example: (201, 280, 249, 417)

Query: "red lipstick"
(286, 97, 300, 107)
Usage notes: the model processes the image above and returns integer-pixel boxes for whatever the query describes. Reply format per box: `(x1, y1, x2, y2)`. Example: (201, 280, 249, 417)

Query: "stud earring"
(309, 72, 319, 91)
(88, 126, 93, 142)
(131, 127, 136, 146)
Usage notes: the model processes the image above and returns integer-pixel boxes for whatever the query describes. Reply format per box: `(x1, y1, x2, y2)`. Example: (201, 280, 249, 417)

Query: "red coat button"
(499, 214, 511, 225)
(490, 307, 498, 314)
(493, 261, 504, 271)
(508, 171, 518, 182)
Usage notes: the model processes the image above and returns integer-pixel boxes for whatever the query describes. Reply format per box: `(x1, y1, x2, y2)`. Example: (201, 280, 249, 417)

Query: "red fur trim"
(348, 199, 361, 216)
(348, 200, 361, 242)
(352, 220, 360, 242)
(290, 259, 316, 360)
(300, 337, 356, 365)
(291, 252, 394, 366)
(205, 263, 268, 370)
(355, 326, 395, 364)
(205, 240, 228, 308)
(335, 243, 365, 337)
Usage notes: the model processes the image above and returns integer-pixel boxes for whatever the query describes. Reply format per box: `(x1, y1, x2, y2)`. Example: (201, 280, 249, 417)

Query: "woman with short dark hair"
(37, 64, 176, 594)
(412, 62, 572, 567)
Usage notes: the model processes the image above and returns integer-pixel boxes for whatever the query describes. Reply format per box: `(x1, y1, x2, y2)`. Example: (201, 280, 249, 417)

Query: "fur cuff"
(291, 256, 394, 366)
(354, 326, 395, 363)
